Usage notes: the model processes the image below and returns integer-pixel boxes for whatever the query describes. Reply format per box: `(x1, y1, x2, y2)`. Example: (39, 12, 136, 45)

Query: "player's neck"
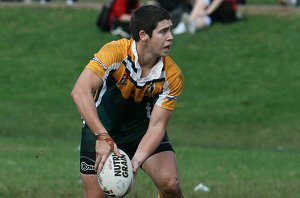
(136, 44, 159, 69)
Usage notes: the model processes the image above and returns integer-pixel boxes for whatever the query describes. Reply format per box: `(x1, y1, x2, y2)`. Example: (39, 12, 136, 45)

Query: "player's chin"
(161, 49, 171, 56)
(161, 53, 169, 57)
(161, 45, 171, 55)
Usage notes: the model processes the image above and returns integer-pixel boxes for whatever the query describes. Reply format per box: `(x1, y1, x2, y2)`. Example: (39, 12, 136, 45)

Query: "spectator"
(66, 0, 76, 5)
(278, 0, 299, 6)
(237, 0, 246, 4)
(39, 0, 76, 5)
(153, 0, 192, 27)
(173, 0, 239, 35)
(97, 0, 140, 38)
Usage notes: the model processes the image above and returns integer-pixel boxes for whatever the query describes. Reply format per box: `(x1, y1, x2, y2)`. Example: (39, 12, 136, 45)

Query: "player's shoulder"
(103, 38, 133, 51)
(163, 56, 183, 76)
(97, 38, 133, 62)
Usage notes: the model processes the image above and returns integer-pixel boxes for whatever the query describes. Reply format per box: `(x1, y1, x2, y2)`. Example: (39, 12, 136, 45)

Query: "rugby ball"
(97, 149, 134, 197)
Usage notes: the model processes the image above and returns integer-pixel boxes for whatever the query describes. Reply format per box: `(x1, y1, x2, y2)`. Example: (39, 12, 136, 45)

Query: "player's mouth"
(163, 44, 172, 51)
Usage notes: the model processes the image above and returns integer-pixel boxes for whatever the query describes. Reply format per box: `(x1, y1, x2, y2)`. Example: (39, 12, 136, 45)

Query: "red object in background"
(109, 0, 140, 26)
(224, 0, 238, 11)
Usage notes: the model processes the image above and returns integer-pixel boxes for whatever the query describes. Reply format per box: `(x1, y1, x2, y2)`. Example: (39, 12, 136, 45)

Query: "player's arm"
(71, 68, 121, 171)
(131, 105, 173, 173)
(71, 68, 105, 134)
(131, 67, 183, 172)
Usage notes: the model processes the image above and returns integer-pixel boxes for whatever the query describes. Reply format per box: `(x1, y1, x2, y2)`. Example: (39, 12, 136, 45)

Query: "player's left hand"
(131, 158, 142, 177)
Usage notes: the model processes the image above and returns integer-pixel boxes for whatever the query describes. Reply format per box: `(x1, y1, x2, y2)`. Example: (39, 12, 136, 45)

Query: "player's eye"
(160, 28, 169, 35)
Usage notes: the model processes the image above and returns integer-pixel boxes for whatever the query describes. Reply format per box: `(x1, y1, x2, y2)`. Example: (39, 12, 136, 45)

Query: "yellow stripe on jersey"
(85, 38, 183, 111)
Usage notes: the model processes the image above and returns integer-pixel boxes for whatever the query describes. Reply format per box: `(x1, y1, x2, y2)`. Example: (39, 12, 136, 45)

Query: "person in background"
(152, 0, 193, 28)
(71, 5, 184, 198)
(109, 0, 140, 37)
(173, 0, 239, 35)
(39, 0, 76, 5)
(237, 0, 246, 4)
(278, 0, 299, 6)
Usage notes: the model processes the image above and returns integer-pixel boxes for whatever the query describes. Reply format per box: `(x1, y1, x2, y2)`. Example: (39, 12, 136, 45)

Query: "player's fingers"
(131, 160, 140, 175)
(94, 153, 102, 171)
(133, 167, 139, 177)
(97, 155, 108, 172)
(113, 144, 122, 157)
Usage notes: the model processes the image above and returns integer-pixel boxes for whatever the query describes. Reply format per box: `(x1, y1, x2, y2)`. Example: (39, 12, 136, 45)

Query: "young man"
(71, 5, 184, 198)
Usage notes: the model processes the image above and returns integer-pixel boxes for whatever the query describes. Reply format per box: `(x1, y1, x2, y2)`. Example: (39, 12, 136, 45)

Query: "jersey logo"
(118, 72, 130, 85)
(147, 82, 155, 96)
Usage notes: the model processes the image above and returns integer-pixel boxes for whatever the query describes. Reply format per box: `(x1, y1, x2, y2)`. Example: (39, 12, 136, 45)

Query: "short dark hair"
(129, 5, 171, 41)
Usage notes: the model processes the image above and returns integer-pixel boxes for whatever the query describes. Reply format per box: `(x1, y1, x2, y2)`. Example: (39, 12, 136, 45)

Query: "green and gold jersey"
(84, 38, 183, 140)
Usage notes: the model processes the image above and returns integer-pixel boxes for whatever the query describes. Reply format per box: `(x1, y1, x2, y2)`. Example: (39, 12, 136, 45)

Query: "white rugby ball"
(97, 149, 134, 197)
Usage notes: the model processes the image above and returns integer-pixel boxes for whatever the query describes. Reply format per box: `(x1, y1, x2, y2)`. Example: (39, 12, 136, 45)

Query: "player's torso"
(95, 57, 166, 134)
(87, 38, 182, 134)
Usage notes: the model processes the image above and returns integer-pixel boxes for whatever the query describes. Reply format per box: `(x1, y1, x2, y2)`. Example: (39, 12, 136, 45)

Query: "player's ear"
(139, 30, 149, 41)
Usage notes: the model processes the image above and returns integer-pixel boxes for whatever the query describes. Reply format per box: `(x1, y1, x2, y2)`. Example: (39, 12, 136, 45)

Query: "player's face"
(148, 19, 173, 57)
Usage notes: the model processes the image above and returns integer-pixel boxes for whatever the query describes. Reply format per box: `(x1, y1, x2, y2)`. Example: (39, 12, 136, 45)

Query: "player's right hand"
(94, 135, 122, 172)
(95, 139, 112, 173)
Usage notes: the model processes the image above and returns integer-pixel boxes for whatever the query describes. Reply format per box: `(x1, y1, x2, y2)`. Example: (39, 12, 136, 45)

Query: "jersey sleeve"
(155, 70, 183, 111)
(85, 40, 126, 80)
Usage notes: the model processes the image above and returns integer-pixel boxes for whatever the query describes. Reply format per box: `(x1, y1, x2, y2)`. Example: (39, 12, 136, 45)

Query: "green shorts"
(80, 126, 174, 174)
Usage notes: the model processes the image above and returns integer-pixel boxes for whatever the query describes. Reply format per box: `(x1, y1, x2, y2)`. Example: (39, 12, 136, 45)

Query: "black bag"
(96, 0, 115, 31)
(211, 1, 238, 23)
(237, 0, 246, 4)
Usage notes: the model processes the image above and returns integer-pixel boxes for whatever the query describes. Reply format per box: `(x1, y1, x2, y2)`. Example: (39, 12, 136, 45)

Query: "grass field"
(1, 3, 300, 198)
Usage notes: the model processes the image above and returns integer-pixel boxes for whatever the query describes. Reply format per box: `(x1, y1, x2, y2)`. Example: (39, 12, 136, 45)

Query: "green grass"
(1, 5, 300, 198)
(170, 14, 300, 151)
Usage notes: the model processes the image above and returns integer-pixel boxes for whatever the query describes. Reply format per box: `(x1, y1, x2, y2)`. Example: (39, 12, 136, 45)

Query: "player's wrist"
(95, 133, 115, 150)
(94, 128, 108, 135)
(132, 151, 148, 167)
